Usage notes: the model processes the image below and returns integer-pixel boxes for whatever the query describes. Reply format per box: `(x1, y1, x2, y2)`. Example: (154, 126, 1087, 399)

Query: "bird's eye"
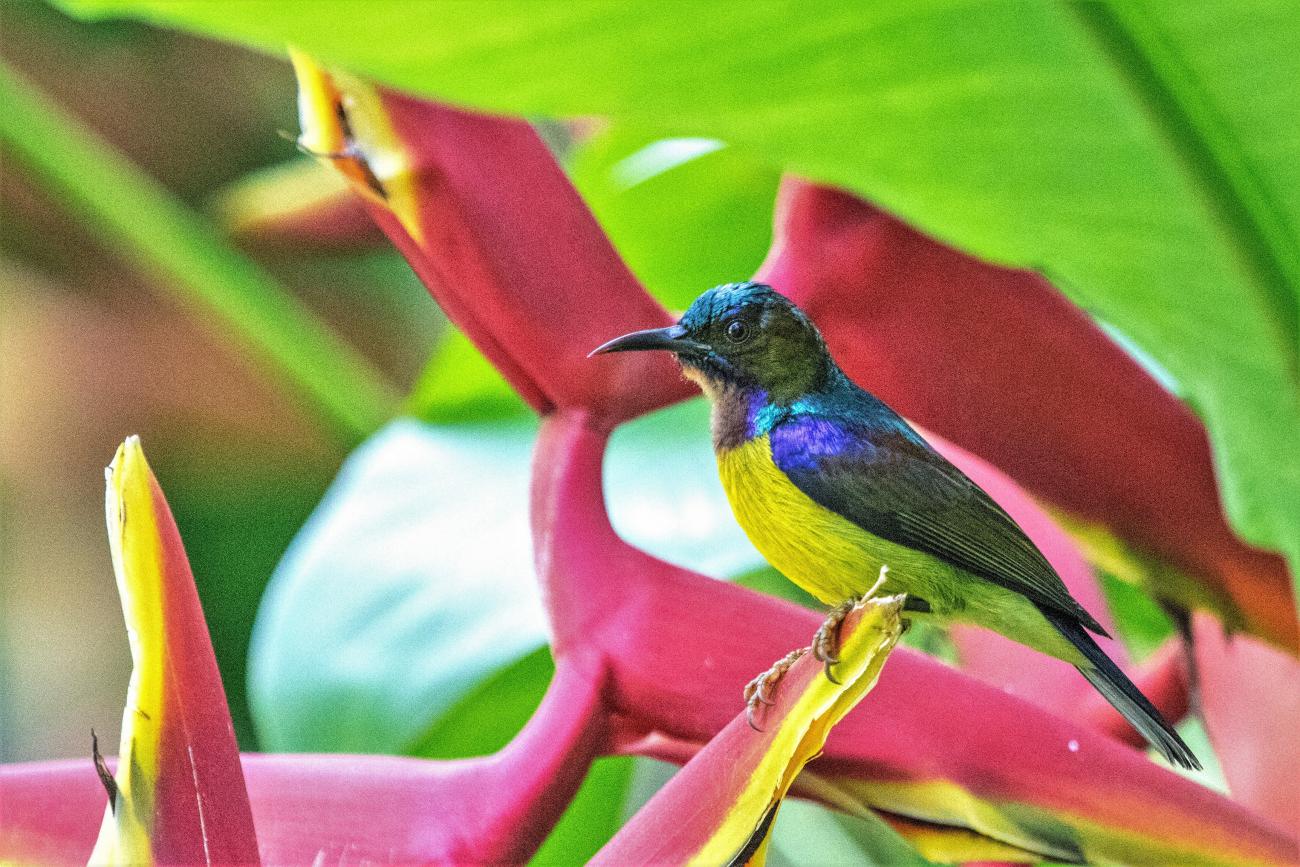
(725, 319, 750, 344)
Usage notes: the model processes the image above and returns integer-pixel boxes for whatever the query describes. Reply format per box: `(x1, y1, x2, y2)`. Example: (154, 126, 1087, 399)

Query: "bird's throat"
(708, 383, 770, 452)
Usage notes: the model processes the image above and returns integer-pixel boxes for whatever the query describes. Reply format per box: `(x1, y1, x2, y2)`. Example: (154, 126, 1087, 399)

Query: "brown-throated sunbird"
(591, 282, 1199, 770)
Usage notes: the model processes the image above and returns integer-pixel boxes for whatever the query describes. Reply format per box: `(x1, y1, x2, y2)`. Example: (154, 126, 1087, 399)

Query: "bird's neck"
(710, 381, 827, 452)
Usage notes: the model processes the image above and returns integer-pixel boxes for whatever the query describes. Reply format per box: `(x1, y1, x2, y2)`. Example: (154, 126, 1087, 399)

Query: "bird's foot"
(811, 600, 857, 684)
(864, 564, 891, 600)
(744, 566, 896, 729)
(814, 565, 892, 684)
(744, 647, 808, 731)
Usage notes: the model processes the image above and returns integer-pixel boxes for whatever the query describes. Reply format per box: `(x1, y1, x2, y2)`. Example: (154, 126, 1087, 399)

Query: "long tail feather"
(1045, 610, 1201, 770)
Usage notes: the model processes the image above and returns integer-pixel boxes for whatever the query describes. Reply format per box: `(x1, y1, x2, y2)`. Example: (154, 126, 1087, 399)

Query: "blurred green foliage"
(0, 54, 398, 441)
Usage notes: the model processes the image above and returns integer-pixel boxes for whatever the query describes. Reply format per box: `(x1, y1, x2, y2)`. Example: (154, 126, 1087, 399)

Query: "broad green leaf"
(247, 419, 547, 753)
(605, 399, 764, 579)
(0, 55, 397, 441)
(249, 403, 762, 753)
(569, 128, 779, 310)
(56, 0, 1300, 581)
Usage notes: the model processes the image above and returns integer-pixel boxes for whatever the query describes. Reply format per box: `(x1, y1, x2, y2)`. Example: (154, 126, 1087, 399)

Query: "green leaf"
(405, 329, 531, 424)
(408, 646, 554, 760)
(531, 758, 636, 866)
(247, 419, 548, 753)
(1098, 571, 1176, 661)
(770, 798, 932, 867)
(0, 55, 398, 441)
(605, 398, 763, 578)
(569, 128, 779, 311)
(56, 0, 1300, 580)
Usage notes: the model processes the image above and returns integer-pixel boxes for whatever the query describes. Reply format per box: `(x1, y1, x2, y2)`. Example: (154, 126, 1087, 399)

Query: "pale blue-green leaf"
(248, 419, 545, 753)
(770, 798, 931, 867)
(606, 398, 763, 578)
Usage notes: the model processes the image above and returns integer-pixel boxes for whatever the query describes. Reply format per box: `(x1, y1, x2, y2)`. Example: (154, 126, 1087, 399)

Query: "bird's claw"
(744, 647, 808, 731)
(744, 566, 895, 727)
(814, 566, 893, 683)
(812, 596, 859, 683)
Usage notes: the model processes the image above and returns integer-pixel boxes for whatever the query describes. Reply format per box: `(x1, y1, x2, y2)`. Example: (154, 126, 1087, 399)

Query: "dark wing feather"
(771, 411, 1108, 636)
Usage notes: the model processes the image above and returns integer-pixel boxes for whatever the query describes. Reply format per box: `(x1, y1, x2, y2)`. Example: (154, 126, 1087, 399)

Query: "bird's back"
(711, 381, 963, 608)
(716, 425, 955, 606)
(713, 372, 1106, 637)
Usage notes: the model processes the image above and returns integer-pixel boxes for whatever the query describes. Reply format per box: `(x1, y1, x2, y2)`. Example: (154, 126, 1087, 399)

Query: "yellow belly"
(716, 434, 1085, 663)
(716, 434, 953, 606)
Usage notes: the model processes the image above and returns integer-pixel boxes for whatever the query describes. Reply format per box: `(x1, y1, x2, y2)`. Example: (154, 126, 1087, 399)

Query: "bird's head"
(591, 282, 831, 402)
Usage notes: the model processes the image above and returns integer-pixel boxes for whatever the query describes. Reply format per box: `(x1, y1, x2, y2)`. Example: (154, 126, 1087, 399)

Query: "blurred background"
(0, 1, 445, 758)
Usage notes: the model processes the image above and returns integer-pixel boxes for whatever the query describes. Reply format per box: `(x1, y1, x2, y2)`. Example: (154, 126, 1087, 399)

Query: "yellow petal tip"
(285, 47, 425, 244)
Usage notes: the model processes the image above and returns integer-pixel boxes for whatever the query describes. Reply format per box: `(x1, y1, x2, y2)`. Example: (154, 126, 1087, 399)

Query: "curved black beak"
(588, 324, 708, 358)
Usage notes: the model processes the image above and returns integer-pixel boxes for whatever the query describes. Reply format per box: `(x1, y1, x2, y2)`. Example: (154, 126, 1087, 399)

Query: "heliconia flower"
(285, 51, 1298, 864)
(287, 50, 1293, 655)
(2, 667, 608, 865)
(593, 594, 906, 866)
(534, 411, 1298, 865)
(267, 60, 1147, 731)
(1, 437, 607, 865)
(288, 48, 695, 423)
(289, 45, 1157, 748)
(3, 434, 1291, 865)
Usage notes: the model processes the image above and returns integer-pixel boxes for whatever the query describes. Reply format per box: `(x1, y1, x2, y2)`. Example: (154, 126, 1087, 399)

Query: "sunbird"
(592, 282, 1199, 770)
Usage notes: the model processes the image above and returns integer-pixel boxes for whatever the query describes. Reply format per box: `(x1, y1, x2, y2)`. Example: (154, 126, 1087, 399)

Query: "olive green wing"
(771, 413, 1108, 636)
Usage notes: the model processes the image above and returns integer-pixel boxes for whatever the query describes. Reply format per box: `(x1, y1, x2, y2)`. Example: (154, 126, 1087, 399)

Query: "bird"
(591, 281, 1199, 770)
